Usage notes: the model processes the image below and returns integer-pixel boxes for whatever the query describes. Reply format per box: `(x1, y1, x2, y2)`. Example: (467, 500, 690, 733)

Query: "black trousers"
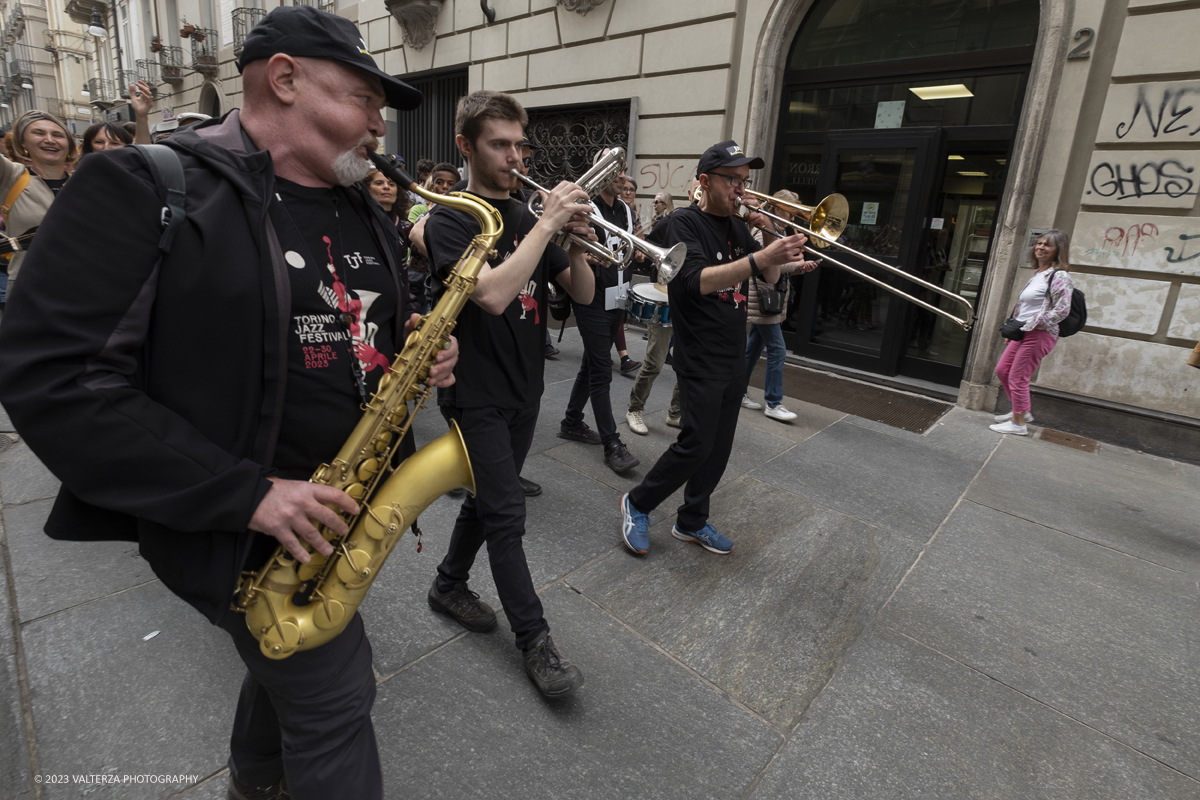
(564, 304, 623, 447)
(629, 372, 742, 532)
(221, 611, 381, 800)
(435, 402, 548, 650)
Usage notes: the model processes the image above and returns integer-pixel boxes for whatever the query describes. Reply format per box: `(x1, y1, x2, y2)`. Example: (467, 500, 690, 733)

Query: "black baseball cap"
(237, 6, 422, 111)
(696, 140, 764, 177)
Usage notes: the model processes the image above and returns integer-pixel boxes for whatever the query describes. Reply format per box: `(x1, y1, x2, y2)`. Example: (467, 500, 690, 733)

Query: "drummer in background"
(625, 190, 681, 435)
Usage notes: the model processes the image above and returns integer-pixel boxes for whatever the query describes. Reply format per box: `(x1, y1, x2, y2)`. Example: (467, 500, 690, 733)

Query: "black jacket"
(0, 111, 407, 624)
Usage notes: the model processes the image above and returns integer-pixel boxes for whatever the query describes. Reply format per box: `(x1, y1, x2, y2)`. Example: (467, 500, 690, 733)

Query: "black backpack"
(1048, 269, 1087, 337)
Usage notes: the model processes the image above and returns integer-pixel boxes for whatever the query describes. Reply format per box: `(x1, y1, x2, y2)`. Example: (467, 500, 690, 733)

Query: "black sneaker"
(227, 775, 288, 800)
(519, 476, 542, 497)
(620, 356, 641, 374)
(604, 440, 640, 473)
(558, 420, 602, 445)
(545, 343, 559, 358)
(522, 633, 584, 698)
(427, 579, 498, 632)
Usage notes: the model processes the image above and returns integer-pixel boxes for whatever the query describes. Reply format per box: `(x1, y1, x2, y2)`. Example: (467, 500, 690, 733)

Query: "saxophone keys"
(259, 620, 302, 660)
(357, 458, 382, 482)
(313, 599, 346, 630)
(336, 550, 374, 584)
(345, 483, 367, 501)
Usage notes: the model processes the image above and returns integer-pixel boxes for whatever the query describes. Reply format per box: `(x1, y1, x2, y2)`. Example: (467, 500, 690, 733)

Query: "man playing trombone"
(619, 141, 808, 555)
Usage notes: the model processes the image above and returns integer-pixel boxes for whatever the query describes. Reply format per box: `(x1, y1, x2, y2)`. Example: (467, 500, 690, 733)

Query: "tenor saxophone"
(234, 153, 502, 659)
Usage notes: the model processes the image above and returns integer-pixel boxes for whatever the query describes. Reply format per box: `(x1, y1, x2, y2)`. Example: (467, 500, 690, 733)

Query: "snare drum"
(626, 283, 671, 327)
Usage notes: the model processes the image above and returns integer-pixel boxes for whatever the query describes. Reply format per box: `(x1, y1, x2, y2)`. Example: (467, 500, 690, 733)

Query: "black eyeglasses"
(707, 172, 752, 191)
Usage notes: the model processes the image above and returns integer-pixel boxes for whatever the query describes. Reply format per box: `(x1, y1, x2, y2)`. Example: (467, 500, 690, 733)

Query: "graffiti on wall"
(1072, 211, 1200, 276)
(1084, 151, 1200, 209)
(1097, 80, 1200, 144)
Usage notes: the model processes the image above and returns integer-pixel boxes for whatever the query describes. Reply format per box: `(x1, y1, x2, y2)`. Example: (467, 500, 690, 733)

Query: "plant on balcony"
(193, 30, 205, 42)
(180, 22, 195, 38)
(150, 35, 163, 53)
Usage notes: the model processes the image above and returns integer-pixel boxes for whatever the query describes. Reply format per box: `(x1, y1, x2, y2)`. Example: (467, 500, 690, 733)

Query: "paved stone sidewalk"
(1, 327, 1197, 799)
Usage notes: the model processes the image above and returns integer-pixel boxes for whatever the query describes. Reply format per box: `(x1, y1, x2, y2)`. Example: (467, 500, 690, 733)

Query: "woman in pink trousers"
(991, 229, 1076, 436)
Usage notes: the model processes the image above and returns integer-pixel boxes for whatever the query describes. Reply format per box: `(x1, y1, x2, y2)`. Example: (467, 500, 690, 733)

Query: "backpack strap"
(133, 144, 187, 253)
(2, 170, 30, 217)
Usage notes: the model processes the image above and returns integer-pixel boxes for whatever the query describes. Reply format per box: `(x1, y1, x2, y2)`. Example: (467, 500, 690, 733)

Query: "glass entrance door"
(898, 145, 1009, 383)
(788, 129, 940, 373)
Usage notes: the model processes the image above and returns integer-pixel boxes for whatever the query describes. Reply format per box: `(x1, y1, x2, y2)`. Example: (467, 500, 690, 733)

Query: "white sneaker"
(626, 410, 648, 435)
(993, 411, 1034, 423)
(741, 395, 763, 410)
(665, 414, 681, 429)
(989, 421, 1028, 435)
(764, 404, 798, 422)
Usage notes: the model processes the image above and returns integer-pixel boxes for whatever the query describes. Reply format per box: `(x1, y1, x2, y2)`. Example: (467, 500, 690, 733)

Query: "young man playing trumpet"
(619, 141, 808, 555)
(423, 90, 595, 697)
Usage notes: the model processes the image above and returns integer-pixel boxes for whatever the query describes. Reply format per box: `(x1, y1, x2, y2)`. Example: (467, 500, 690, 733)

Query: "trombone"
(740, 190, 975, 331)
(510, 169, 687, 286)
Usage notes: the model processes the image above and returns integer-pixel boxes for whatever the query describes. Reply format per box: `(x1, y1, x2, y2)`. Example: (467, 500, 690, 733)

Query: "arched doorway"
(198, 82, 223, 118)
(771, 0, 1040, 386)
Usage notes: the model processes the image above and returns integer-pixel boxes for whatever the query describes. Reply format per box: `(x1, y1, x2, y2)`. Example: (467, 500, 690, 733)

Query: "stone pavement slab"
(750, 418, 984, 543)
(0, 440, 60, 506)
(0, 513, 34, 799)
(844, 405, 1001, 463)
(753, 624, 1200, 800)
(372, 584, 781, 800)
(569, 475, 921, 730)
(362, 451, 623, 675)
(882, 500, 1200, 777)
(21, 581, 240, 799)
(736, 394, 846, 444)
(967, 437, 1200, 571)
(4, 499, 156, 622)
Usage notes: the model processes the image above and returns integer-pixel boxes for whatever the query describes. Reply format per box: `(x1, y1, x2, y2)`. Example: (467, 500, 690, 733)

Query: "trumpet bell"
(656, 242, 687, 284)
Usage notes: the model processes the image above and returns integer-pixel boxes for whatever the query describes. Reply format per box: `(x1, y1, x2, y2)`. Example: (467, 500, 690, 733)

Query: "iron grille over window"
(390, 70, 467, 176)
(87, 77, 117, 106)
(524, 101, 630, 187)
(233, 8, 266, 55)
(8, 42, 33, 81)
(117, 69, 138, 98)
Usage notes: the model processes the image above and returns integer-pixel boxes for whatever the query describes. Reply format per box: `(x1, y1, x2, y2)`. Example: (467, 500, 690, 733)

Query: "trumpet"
(525, 147, 629, 267)
(510, 169, 687, 285)
(738, 198, 975, 331)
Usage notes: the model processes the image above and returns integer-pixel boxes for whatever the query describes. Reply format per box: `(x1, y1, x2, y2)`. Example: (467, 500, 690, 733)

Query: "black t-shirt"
(583, 193, 632, 310)
(272, 178, 399, 476)
(666, 203, 760, 380)
(425, 192, 568, 409)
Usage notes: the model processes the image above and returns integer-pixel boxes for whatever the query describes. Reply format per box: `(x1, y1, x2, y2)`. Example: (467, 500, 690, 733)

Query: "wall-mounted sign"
(861, 202, 880, 225)
(931, 217, 944, 230)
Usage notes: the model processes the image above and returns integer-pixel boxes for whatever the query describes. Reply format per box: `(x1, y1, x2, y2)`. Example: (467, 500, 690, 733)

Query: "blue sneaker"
(620, 493, 650, 555)
(672, 523, 734, 554)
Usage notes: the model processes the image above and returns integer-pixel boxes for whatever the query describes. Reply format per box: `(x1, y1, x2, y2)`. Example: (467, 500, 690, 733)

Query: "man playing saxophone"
(422, 90, 596, 698)
(0, 8, 454, 800)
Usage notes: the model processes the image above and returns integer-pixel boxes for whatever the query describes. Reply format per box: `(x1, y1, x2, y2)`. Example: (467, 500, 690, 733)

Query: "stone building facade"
(47, 0, 1200, 458)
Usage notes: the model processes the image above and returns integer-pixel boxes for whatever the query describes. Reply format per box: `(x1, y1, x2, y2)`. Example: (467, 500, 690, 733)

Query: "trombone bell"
(749, 189, 849, 250)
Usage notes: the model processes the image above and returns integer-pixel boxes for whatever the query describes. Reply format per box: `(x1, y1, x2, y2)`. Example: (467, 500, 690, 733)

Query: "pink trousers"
(995, 330, 1057, 415)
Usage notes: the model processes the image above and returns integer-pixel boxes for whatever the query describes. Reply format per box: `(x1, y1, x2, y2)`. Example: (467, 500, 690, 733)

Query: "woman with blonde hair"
(0, 110, 78, 293)
(990, 229, 1076, 435)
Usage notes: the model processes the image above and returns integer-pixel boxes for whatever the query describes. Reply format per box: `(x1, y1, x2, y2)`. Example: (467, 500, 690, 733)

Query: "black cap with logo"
(695, 140, 764, 177)
(237, 6, 422, 110)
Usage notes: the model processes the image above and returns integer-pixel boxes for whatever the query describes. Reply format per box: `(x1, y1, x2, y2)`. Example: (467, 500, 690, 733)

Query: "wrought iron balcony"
(63, 0, 106, 27)
(158, 45, 184, 83)
(189, 28, 218, 75)
(135, 58, 157, 89)
(116, 68, 138, 98)
(232, 8, 265, 55)
(87, 76, 117, 107)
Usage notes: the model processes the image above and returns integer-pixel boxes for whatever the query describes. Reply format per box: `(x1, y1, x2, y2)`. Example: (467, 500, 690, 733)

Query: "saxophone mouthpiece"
(367, 151, 419, 194)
